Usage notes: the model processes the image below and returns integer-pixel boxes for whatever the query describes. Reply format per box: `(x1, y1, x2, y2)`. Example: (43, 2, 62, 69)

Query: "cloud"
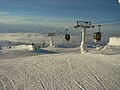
(0, 12, 11, 15)
(0, 11, 75, 28)
(0, 11, 77, 33)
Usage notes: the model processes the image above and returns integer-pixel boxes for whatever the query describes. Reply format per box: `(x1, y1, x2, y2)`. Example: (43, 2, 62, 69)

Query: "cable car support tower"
(48, 33, 55, 47)
(74, 21, 94, 53)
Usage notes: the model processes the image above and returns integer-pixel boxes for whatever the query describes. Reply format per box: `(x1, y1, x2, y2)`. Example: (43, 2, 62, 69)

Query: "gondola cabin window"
(93, 32, 101, 42)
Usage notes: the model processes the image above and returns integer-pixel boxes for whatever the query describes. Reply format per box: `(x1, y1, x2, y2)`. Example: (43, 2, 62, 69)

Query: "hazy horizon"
(0, 0, 120, 36)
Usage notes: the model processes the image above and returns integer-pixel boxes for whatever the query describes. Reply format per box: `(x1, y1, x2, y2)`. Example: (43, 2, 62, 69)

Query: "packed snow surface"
(0, 33, 120, 90)
(0, 53, 120, 90)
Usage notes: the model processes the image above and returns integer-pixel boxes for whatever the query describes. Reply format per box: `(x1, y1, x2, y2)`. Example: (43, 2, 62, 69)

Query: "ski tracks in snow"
(76, 57, 109, 90)
(66, 57, 98, 90)
(0, 54, 120, 90)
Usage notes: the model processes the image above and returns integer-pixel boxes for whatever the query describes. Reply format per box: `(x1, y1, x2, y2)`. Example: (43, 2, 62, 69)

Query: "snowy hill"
(0, 33, 120, 90)
(0, 53, 120, 90)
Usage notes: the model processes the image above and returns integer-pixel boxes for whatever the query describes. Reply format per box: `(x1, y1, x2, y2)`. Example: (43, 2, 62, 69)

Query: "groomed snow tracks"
(0, 53, 120, 90)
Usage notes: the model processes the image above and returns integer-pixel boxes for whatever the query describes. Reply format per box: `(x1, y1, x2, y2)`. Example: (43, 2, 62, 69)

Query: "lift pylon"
(48, 33, 55, 47)
(74, 21, 94, 53)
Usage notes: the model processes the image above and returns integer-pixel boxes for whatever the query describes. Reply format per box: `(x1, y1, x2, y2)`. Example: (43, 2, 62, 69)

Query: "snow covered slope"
(0, 33, 120, 90)
(0, 53, 120, 90)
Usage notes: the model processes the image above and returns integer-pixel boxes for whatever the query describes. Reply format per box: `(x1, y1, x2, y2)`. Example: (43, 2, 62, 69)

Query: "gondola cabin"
(93, 32, 101, 42)
(65, 34, 70, 41)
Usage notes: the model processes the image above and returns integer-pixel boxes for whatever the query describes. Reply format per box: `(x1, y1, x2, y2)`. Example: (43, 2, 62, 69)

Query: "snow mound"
(0, 40, 14, 50)
(101, 44, 120, 55)
(108, 37, 120, 46)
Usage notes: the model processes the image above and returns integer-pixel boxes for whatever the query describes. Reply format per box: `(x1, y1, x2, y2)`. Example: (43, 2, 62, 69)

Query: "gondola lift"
(93, 25, 102, 42)
(65, 29, 70, 41)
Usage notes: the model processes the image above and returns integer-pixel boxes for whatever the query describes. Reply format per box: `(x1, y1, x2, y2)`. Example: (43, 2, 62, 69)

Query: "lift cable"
(99, 22, 120, 26)
(67, 19, 120, 30)
(93, 19, 120, 24)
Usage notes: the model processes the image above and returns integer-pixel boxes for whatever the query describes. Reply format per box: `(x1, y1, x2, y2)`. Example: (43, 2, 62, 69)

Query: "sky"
(0, 0, 120, 35)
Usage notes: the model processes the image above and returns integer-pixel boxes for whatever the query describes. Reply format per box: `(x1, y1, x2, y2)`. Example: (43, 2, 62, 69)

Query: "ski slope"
(0, 33, 120, 90)
(0, 53, 120, 90)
